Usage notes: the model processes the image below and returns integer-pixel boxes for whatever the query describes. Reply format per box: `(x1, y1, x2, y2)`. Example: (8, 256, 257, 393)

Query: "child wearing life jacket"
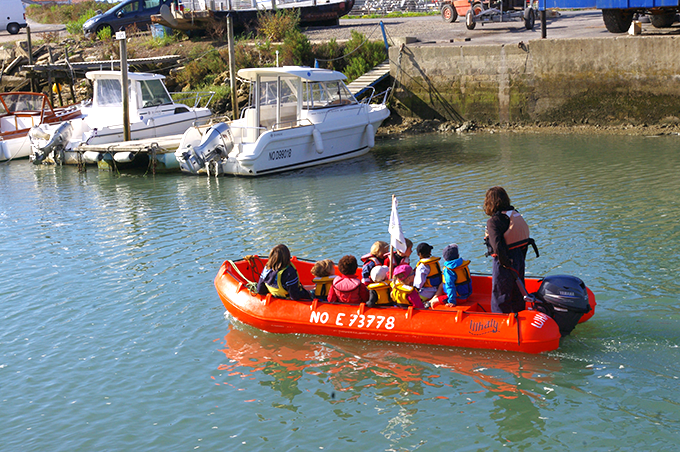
(384, 238, 413, 269)
(366, 265, 394, 307)
(390, 264, 425, 309)
(328, 255, 369, 304)
(441, 243, 472, 305)
(413, 242, 443, 303)
(257, 244, 312, 300)
(361, 241, 389, 284)
(310, 258, 335, 300)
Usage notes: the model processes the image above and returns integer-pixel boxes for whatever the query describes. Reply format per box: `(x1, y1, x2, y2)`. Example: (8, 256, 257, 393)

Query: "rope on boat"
(228, 258, 259, 293)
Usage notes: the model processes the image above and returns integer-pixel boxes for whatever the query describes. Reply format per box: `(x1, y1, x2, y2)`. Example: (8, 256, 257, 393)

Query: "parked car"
(2, 0, 27, 35)
(83, 0, 172, 38)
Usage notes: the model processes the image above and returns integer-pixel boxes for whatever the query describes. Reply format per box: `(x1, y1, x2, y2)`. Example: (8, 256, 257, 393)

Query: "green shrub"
(312, 39, 342, 71)
(97, 26, 113, 41)
(257, 9, 300, 42)
(279, 29, 312, 66)
(175, 49, 228, 89)
(65, 8, 99, 35)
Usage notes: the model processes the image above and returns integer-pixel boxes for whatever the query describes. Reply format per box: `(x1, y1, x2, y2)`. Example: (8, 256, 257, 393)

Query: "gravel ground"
(304, 10, 680, 46)
(302, 10, 612, 46)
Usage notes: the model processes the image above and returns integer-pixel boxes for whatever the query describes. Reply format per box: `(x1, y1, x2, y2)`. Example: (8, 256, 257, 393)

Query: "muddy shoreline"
(377, 113, 680, 137)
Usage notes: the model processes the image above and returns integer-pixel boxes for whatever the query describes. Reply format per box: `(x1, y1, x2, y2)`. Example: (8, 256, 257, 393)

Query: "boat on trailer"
(175, 66, 390, 176)
(0, 92, 82, 162)
(215, 255, 596, 354)
(29, 71, 212, 167)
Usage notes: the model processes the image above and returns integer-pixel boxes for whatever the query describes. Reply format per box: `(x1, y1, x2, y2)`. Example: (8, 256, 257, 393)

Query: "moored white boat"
(174, 66, 390, 177)
(29, 71, 212, 166)
(0, 92, 82, 162)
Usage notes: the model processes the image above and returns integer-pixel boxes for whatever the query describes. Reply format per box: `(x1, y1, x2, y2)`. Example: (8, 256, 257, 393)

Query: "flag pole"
(389, 194, 395, 279)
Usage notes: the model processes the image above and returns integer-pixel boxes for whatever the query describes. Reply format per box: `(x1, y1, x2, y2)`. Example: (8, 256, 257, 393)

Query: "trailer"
(457, 0, 537, 29)
(541, 0, 680, 33)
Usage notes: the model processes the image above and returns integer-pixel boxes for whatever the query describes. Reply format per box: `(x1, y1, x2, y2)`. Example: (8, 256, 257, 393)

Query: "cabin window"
(143, 0, 160, 8)
(96, 79, 123, 107)
(139, 79, 173, 108)
(256, 79, 297, 106)
(303, 81, 356, 109)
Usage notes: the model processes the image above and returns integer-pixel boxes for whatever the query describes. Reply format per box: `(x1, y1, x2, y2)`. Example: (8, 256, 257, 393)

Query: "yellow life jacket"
(390, 280, 416, 307)
(312, 276, 335, 298)
(264, 263, 297, 299)
(367, 281, 392, 305)
(417, 256, 442, 288)
(447, 260, 472, 285)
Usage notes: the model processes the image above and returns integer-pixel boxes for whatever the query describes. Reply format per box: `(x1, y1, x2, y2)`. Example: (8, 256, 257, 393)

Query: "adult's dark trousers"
(490, 247, 527, 313)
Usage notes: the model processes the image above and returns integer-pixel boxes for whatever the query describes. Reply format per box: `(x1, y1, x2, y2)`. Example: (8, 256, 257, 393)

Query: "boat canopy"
(86, 71, 174, 112)
(238, 66, 347, 82)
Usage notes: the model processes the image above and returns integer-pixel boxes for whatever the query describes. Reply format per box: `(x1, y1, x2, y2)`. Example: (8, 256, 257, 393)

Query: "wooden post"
(227, 15, 238, 120)
(27, 25, 34, 92)
(118, 30, 131, 142)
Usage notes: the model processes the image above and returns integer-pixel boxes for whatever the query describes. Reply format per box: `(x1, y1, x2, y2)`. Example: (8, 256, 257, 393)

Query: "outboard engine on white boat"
(29, 122, 74, 164)
(177, 122, 233, 174)
(532, 275, 591, 337)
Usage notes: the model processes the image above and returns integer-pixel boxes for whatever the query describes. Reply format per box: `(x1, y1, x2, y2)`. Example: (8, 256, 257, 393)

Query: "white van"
(1, 0, 27, 35)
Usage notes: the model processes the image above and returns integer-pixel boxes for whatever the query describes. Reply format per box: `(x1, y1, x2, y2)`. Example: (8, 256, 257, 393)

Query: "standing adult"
(483, 186, 539, 313)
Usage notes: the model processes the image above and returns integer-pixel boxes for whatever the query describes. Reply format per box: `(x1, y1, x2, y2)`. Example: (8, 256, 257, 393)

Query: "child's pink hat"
(393, 264, 413, 278)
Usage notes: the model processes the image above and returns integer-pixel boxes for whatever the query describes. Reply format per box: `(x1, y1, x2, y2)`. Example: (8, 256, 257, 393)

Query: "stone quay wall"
(388, 36, 680, 125)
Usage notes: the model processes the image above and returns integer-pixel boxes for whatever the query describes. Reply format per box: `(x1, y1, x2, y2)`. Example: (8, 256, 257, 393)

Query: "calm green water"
(2, 133, 679, 451)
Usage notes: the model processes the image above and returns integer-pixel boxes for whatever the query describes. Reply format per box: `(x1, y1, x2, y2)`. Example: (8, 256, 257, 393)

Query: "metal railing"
(170, 91, 216, 109)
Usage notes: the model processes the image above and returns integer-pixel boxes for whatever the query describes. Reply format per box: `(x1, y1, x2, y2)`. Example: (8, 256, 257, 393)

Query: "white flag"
(388, 195, 407, 253)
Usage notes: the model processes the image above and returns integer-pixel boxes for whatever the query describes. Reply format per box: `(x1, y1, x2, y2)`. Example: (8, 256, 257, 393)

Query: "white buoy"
(83, 151, 103, 164)
(113, 152, 135, 163)
(312, 128, 324, 154)
(366, 124, 375, 148)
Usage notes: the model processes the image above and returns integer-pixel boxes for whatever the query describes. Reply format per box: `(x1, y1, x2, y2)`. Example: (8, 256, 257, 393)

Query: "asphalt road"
(0, 19, 66, 44)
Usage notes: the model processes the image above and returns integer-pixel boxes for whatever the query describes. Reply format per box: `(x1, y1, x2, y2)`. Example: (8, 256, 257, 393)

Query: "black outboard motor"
(533, 275, 591, 337)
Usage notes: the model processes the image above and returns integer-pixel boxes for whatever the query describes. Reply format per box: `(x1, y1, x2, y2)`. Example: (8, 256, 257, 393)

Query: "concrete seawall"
(388, 36, 680, 125)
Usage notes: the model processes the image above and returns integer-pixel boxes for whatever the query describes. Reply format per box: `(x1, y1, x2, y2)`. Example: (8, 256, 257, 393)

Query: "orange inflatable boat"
(215, 256, 596, 354)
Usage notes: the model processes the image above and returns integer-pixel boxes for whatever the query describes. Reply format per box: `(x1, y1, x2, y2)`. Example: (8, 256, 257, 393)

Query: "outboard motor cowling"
(533, 275, 590, 337)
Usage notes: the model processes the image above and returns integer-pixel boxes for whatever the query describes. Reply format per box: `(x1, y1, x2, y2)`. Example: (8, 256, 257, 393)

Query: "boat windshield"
(95, 79, 131, 108)
(139, 79, 173, 108)
(303, 80, 356, 109)
(0, 93, 48, 114)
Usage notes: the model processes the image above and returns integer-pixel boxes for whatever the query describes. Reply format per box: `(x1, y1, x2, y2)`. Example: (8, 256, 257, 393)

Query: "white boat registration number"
(310, 311, 395, 330)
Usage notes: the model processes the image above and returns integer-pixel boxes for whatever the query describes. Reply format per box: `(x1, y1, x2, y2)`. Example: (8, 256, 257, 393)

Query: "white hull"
(227, 110, 386, 176)
(0, 134, 32, 161)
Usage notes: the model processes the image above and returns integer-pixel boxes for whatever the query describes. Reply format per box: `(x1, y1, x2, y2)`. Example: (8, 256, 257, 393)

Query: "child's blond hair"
(311, 259, 335, 278)
(370, 240, 389, 257)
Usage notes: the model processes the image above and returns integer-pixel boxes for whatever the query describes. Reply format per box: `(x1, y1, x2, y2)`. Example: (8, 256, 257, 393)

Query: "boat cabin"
(84, 71, 188, 126)
(237, 66, 358, 141)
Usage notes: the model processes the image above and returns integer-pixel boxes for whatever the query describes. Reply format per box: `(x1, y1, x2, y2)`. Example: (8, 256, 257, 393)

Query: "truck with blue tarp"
(539, 0, 679, 33)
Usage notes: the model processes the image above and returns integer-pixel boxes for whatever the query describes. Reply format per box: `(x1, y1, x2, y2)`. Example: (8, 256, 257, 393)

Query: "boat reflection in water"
(216, 322, 567, 404)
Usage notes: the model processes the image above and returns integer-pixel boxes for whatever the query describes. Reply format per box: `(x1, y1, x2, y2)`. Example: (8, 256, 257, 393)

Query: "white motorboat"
(0, 92, 82, 162)
(174, 66, 390, 177)
(29, 71, 212, 166)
